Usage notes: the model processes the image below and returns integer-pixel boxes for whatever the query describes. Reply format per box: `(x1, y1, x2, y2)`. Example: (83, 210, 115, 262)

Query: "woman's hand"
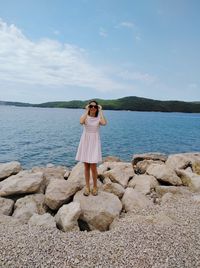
(98, 104, 102, 111)
(85, 104, 90, 112)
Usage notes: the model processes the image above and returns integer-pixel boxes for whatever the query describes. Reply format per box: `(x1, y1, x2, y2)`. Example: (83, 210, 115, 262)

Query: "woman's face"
(89, 102, 98, 115)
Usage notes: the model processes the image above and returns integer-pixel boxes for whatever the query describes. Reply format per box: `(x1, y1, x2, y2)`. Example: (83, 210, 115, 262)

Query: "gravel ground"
(1, 193, 200, 268)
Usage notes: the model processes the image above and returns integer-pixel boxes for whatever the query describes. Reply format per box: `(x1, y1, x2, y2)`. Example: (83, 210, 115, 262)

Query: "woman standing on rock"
(75, 100, 107, 196)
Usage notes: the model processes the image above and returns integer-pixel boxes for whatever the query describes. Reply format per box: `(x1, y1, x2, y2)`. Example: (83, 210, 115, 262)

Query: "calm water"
(0, 105, 200, 169)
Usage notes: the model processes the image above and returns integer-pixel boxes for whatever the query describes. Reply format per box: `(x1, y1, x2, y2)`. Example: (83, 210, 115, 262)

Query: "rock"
(102, 181, 125, 199)
(55, 202, 81, 232)
(74, 189, 122, 231)
(176, 169, 200, 192)
(45, 179, 76, 210)
(0, 214, 21, 226)
(66, 162, 86, 189)
(12, 193, 48, 223)
(103, 162, 134, 187)
(28, 213, 56, 228)
(155, 185, 190, 197)
(0, 161, 22, 181)
(132, 153, 167, 166)
(0, 171, 44, 197)
(32, 165, 69, 185)
(121, 188, 152, 212)
(133, 159, 164, 174)
(0, 197, 14, 215)
(192, 161, 200, 175)
(103, 156, 121, 162)
(146, 163, 182, 186)
(128, 174, 159, 195)
(166, 153, 200, 170)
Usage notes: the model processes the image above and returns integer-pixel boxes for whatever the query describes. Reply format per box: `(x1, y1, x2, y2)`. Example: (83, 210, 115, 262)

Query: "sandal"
(83, 187, 90, 196)
(92, 187, 98, 196)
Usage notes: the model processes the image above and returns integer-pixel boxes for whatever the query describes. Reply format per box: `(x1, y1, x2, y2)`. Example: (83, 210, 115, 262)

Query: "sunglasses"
(89, 105, 98, 109)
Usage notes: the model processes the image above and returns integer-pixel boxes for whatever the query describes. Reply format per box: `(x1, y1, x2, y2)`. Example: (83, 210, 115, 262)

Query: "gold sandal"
(83, 187, 90, 196)
(92, 187, 98, 196)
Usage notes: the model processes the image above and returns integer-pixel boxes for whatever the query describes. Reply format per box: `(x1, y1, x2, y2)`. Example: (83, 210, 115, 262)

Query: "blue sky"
(0, 0, 199, 103)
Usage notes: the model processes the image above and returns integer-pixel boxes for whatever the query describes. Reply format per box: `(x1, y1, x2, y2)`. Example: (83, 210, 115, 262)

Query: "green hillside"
(1, 96, 200, 113)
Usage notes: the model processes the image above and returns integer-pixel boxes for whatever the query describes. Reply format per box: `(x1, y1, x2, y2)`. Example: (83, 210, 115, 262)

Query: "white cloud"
(118, 71, 157, 84)
(99, 27, 108, 38)
(0, 18, 126, 93)
(119, 21, 135, 29)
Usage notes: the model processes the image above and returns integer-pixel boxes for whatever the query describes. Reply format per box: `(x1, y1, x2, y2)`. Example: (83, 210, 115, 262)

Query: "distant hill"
(0, 96, 200, 113)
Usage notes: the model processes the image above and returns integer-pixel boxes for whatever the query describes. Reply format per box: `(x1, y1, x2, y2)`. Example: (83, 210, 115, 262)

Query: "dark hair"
(88, 100, 99, 117)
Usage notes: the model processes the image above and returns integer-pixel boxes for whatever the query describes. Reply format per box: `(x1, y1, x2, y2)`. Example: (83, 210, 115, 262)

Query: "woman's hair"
(88, 100, 99, 117)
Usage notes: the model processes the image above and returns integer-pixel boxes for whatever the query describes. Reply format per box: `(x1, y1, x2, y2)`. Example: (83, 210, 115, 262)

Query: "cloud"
(99, 27, 108, 38)
(118, 70, 157, 84)
(119, 21, 135, 29)
(0, 18, 126, 93)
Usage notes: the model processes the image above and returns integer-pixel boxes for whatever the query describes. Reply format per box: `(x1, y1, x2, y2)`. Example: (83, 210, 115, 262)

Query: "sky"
(0, 0, 199, 103)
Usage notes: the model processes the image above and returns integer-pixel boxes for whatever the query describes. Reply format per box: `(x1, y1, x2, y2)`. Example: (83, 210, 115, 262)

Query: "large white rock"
(103, 162, 134, 187)
(32, 165, 69, 185)
(128, 174, 159, 195)
(55, 202, 81, 232)
(0, 161, 22, 180)
(0, 170, 44, 197)
(102, 181, 125, 199)
(155, 185, 190, 197)
(28, 213, 56, 228)
(166, 153, 200, 170)
(176, 169, 200, 192)
(132, 153, 167, 166)
(121, 188, 152, 212)
(146, 163, 182, 186)
(12, 193, 48, 223)
(74, 189, 122, 231)
(0, 197, 14, 215)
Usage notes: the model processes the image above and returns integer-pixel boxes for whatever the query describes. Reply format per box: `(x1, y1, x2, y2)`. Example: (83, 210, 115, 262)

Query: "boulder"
(0, 170, 44, 197)
(0, 215, 21, 226)
(103, 162, 134, 187)
(132, 153, 167, 166)
(103, 156, 121, 162)
(0, 161, 22, 181)
(74, 189, 122, 231)
(166, 153, 200, 170)
(192, 161, 200, 175)
(32, 165, 69, 185)
(28, 213, 56, 228)
(146, 163, 182, 186)
(133, 159, 164, 174)
(155, 185, 190, 197)
(121, 188, 152, 212)
(55, 202, 81, 232)
(176, 169, 200, 192)
(102, 181, 125, 199)
(0, 197, 14, 215)
(12, 193, 48, 223)
(128, 174, 159, 195)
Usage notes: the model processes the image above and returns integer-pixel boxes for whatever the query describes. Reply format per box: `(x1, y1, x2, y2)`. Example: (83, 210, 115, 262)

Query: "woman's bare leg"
(84, 162, 90, 189)
(90, 163, 97, 189)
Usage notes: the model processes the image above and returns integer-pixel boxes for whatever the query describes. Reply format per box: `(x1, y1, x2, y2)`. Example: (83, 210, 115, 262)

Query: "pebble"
(0, 193, 200, 267)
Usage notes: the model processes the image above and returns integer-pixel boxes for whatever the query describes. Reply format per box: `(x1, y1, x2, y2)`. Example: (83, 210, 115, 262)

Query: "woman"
(75, 100, 107, 196)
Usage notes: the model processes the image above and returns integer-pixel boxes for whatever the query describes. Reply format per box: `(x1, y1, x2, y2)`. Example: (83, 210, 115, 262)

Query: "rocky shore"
(0, 152, 200, 267)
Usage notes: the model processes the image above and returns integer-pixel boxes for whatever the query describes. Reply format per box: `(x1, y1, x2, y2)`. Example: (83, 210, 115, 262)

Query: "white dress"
(75, 115, 102, 163)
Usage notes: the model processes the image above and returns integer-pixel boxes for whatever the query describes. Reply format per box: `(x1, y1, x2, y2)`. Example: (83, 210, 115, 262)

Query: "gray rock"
(0, 197, 14, 215)
(74, 189, 122, 231)
(147, 163, 182, 186)
(0, 161, 22, 181)
(28, 213, 56, 228)
(132, 153, 167, 166)
(128, 174, 159, 195)
(0, 170, 44, 197)
(55, 202, 81, 232)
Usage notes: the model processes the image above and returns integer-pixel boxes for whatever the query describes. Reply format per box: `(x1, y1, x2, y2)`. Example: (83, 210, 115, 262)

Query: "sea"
(0, 105, 200, 169)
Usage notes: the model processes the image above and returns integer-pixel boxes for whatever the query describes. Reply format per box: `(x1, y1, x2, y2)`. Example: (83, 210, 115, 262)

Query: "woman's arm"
(98, 105, 107, 125)
(80, 105, 89, 124)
